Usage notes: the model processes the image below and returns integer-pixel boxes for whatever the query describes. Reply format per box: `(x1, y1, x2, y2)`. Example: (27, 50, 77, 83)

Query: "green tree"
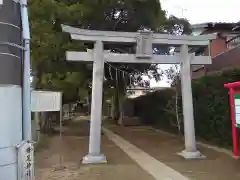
(29, 0, 92, 103)
(29, 0, 192, 122)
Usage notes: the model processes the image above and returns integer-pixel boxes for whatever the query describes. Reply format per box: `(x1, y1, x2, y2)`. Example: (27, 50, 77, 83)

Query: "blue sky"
(149, 0, 240, 87)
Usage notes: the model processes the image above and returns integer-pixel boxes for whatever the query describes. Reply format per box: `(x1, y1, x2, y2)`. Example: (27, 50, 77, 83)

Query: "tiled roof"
(192, 22, 238, 26)
(233, 22, 240, 31)
(191, 22, 238, 30)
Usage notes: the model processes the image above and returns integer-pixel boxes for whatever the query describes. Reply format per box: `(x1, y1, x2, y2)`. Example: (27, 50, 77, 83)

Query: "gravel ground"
(107, 124, 240, 180)
(35, 120, 155, 180)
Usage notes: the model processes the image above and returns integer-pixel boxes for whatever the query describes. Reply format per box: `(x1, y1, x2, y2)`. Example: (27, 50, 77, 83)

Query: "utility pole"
(0, 0, 23, 179)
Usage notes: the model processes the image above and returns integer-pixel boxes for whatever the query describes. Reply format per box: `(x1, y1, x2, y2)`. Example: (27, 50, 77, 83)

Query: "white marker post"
(62, 25, 216, 162)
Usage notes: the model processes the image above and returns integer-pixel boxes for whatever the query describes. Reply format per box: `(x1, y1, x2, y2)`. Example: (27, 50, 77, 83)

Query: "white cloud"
(161, 0, 240, 24)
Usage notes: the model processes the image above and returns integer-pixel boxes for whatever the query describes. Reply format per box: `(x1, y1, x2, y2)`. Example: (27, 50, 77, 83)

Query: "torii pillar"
(82, 41, 107, 164)
(178, 45, 200, 158)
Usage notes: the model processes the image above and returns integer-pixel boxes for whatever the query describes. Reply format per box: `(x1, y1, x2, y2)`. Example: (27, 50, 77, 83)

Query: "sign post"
(31, 91, 65, 170)
(224, 81, 240, 159)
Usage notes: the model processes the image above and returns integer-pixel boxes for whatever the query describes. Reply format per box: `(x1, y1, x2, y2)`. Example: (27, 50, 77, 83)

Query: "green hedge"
(132, 69, 240, 147)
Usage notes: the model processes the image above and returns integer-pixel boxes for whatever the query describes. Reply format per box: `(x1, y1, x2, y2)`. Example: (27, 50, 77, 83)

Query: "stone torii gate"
(62, 24, 216, 164)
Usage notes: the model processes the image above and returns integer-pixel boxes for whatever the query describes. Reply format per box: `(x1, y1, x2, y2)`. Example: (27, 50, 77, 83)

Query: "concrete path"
(103, 127, 190, 180)
(106, 124, 240, 180)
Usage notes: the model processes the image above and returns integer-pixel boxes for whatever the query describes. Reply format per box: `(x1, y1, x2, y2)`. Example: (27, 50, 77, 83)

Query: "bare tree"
(164, 65, 182, 134)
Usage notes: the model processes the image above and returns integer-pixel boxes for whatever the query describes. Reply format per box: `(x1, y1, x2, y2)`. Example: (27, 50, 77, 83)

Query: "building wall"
(205, 37, 227, 57)
(192, 68, 205, 79)
(206, 45, 240, 73)
(192, 37, 227, 79)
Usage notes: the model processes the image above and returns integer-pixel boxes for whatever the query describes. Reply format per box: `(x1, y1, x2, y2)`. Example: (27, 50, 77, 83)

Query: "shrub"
(131, 69, 240, 147)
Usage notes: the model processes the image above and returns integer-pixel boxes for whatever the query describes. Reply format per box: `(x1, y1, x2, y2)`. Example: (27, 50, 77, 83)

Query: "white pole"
(179, 44, 201, 159)
(59, 93, 64, 167)
(82, 41, 106, 164)
(53, 92, 66, 171)
(20, 0, 32, 141)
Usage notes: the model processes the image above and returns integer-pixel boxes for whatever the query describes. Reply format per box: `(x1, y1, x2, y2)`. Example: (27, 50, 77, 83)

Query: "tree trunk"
(39, 112, 54, 134)
(34, 112, 41, 143)
(112, 89, 120, 124)
(175, 89, 181, 134)
(87, 91, 91, 115)
(110, 96, 115, 119)
(117, 92, 124, 125)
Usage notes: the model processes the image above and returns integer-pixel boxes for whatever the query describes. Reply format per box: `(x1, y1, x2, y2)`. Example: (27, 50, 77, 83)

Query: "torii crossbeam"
(66, 51, 212, 64)
(62, 24, 216, 164)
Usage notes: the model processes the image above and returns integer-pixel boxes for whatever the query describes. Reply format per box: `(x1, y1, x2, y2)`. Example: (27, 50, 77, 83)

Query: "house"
(191, 22, 240, 79)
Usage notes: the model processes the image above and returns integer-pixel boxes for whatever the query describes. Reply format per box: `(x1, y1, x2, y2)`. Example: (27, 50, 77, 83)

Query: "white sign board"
(31, 91, 62, 112)
(235, 99, 240, 106)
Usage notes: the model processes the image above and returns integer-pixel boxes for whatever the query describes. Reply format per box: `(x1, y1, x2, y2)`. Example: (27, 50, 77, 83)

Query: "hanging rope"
(105, 61, 161, 79)
(105, 62, 131, 75)
(104, 62, 163, 92)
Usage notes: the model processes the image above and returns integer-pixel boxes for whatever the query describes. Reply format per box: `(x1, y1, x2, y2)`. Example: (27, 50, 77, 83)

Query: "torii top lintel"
(61, 24, 216, 46)
(224, 81, 240, 89)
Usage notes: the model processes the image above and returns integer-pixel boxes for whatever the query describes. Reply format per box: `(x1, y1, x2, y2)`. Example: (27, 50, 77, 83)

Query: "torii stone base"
(82, 154, 107, 164)
(178, 150, 206, 159)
